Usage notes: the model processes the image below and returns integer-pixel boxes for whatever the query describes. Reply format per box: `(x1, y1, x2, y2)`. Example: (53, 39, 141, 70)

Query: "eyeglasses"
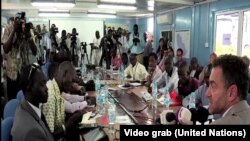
(27, 63, 40, 82)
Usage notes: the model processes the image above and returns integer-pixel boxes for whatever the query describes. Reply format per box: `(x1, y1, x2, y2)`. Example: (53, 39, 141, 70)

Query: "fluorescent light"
(38, 12, 70, 17)
(87, 14, 116, 18)
(87, 11, 116, 18)
(100, 0, 136, 4)
(88, 10, 116, 14)
(31, 2, 75, 8)
(39, 9, 69, 12)
(148, 0, 154, 7)
(98, 4, 137, 10)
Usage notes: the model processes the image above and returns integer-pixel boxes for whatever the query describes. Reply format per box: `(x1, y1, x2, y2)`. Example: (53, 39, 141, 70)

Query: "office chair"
(16, 90, 24, 102)
(247, 94, 250, 105)
(3, 99, 20, 119)
(1, 117, 14, 141)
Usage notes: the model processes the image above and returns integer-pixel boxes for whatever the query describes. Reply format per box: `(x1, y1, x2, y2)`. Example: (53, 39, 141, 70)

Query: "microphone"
(189, 108, 198, 125)
(176, 107, 192, 125)
(196, 106, 209, 125)
(160, 110, 177, 125)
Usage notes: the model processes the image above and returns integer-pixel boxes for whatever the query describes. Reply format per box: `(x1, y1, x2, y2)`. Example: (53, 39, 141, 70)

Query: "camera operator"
(58, 30, 70, 52)
(1, 12, 37, 100)
(90, 30, 101, 65)
(50, 24, 59, 53)
(34, 24, 45, 65)
(70, 28, 81, 67)
(41, 24, 52, 63)
(99, 29, 113, 69)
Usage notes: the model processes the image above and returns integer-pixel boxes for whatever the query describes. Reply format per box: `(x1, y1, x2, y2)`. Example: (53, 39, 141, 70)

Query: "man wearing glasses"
(12, 63, 54, 141)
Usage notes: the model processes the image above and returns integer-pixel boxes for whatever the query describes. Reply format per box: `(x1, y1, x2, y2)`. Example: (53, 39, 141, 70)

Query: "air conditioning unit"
(157, 13, 172, 25)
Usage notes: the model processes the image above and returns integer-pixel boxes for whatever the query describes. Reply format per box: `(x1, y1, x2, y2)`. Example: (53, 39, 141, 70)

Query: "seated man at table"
(177, 62, 199, 102)
(12, 63, 54, 141)
(124, 53, 148, 81)
(157, 57, 179, 93)
(145, 52, 162, 86)
(42, 61, 93, 141)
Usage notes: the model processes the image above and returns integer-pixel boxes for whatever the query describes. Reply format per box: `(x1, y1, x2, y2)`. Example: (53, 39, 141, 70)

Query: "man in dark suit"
(11, 63, 54, 141)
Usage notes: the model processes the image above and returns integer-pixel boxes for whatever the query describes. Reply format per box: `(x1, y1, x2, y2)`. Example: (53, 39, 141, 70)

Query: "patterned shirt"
(42, 79, 65, 133)
(2, 24, 36, 80)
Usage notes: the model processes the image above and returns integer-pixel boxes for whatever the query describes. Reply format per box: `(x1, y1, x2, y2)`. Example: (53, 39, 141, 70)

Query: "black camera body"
(15, 12, 25, 21)
(51, 27, 58, 35)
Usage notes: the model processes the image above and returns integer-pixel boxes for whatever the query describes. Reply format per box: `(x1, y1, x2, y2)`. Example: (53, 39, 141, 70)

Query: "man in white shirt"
(145, 52, 162, 87)
(124, 54, 148, 81)
(91, 31, 101, 65)
(118, 29, 129, 54)
(157, 57, 179, 93)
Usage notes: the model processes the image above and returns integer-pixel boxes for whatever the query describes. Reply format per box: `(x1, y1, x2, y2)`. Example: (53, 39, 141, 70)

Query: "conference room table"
(79, 67, 181, 141)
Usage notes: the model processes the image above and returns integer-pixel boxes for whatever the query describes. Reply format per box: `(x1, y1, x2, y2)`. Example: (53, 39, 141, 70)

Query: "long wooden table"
(79, 68, 181, 141)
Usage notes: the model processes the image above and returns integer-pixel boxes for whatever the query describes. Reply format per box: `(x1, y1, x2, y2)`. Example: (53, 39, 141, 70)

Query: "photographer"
(2, 12, 37, 100)
(50, 24, 59, 53)
(70, 28, 81, 67)
(58, 30, 70, 52)
(99, 29, 113, 69)
(34, 24, 45, 65)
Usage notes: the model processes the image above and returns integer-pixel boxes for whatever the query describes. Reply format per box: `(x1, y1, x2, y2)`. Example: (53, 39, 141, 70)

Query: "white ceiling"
(1, 0, 208, 18)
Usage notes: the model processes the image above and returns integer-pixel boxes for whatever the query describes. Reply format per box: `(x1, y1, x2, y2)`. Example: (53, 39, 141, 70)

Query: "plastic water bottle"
(108, 101, 116, 124)
(152, 79, 158, 99)
(188, 92, 196, 109)
(118, 66, 124, 85)
(81, 63, 87, 79)
(152, 79, 158, 121)
(90, 70, 94, 80)
(164, 87, 171, 109)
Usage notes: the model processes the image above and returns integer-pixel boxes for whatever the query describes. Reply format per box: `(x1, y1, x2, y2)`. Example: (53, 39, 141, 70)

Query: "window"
(242, 11, 250, 58)
(147, 17, 154, 33)
(214, 9, 250, 58)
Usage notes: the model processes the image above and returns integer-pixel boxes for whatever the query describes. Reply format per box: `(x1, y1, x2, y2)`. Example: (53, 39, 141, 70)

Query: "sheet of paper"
(115, 115, 134, 125)
(142, 92, 153, 101)
(81, 112, 101, 124)
(129, 82, 141, 87)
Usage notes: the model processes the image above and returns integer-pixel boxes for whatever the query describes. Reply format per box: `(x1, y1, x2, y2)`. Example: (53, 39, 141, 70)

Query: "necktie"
(41, 113, 50, 129)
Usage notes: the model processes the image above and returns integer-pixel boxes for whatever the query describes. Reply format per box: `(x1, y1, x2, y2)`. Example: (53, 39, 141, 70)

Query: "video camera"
(71, 32, 79, 41)
(15, 12, 25, 21)
(51, 27, 58, 35)
(112, 27, 122, 40)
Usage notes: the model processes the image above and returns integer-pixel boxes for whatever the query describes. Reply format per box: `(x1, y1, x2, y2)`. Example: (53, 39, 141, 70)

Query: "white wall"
(50, 18, 104, 60)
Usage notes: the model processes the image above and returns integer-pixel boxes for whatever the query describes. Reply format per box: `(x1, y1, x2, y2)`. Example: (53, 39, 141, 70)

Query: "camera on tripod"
(81, 42, 87, 53)
(71, 32, 79, 41)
